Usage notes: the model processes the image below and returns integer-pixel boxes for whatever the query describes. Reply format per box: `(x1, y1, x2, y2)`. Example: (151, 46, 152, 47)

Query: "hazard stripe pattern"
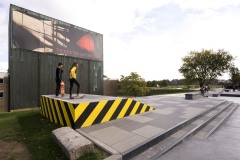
(40, 96, 75, 128)
(40, 96, 154, 129)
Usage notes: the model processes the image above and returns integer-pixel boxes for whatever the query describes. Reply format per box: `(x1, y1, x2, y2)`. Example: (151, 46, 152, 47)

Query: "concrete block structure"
(40, 94, 154, 129)
(52, 127, 94, 160)
(104, 80, 118, 97)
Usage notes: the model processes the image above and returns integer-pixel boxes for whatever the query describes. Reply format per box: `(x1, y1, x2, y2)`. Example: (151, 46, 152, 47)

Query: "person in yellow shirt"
(69, 62, 80, 99)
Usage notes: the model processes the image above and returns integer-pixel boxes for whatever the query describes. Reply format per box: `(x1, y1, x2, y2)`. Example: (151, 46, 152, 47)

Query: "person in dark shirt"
(56, 63, 63, 97)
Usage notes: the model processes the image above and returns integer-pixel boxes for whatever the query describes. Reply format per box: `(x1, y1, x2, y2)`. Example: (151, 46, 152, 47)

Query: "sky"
(0, 0, 240, 81)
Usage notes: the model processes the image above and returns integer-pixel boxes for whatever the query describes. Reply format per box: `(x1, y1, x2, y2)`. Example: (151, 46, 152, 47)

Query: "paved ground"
(158, 96, 240, 160)
(45, 94, 118, 103)
(76, 93, 226, 156)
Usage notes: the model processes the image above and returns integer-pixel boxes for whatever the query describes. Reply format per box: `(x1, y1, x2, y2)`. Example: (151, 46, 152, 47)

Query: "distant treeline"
(146, 79, 220, 87)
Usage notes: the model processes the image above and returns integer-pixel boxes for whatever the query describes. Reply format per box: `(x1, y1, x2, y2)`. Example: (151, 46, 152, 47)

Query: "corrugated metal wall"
(9, 49, 39, 108)
(9, 49, 103, 109)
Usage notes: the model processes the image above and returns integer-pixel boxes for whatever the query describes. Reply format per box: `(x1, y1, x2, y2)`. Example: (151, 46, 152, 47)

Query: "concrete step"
(126, 100, 228, 159)
(194, 103, 239, 140)
(132, 101, 236, 160)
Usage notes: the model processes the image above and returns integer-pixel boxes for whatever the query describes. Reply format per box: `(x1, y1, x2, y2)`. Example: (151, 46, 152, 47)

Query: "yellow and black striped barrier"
(40, 96, 154, 129)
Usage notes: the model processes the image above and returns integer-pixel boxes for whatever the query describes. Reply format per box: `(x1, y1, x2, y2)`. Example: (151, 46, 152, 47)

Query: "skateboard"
(75, 95, 86, 99)
(60, 81, 65, 97)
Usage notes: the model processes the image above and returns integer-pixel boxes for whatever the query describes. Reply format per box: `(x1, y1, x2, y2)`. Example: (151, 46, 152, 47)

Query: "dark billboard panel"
(11, 5, 103, 61)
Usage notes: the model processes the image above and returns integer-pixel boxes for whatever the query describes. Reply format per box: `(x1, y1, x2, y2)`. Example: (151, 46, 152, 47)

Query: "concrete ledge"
(221, 93, 240, 97)
(212, 89, 224, 97)
(212, 94, 219, 97)
(185, 93, 202, 100)
(104, 154, 122, 160)
(221, 91, 240, 97)
(52, 127, 94, 160)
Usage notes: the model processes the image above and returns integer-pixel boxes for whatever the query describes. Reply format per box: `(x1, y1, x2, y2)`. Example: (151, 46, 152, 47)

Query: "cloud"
(0, 61, 8, 71)
(0, 2, 9, 54)
(1, 0, 240, 80)
(174, 0, 240, 10)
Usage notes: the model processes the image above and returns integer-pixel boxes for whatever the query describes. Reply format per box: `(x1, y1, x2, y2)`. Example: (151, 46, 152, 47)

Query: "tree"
(229, 66, 240, 85)
(179, 49, 234, 87)
(147, 81, 152, 87)
(170, 79, 179, 86)
(151, 80, 158, 87)
(184, 78, 198, 89)
(159, 79, 170, 87)
(103, 75, 110, 80)
(120, 72, 148, 97)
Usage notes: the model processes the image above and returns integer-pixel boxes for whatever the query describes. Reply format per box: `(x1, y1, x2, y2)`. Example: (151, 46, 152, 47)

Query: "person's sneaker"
(75, 94, 80, 98)
(70, 96, 74, 99)
(55, 95, 60, 98)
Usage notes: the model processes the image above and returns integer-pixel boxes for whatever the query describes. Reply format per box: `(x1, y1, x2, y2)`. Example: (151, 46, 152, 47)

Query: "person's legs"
(69, 79, 74, 98)
(56, 80, 60, 96)
(200, 88, 204, 96)
(72, 78, 80, 95)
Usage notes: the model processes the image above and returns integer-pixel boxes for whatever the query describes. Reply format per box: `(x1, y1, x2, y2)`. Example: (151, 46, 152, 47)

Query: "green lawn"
(0, 109, 108, 160)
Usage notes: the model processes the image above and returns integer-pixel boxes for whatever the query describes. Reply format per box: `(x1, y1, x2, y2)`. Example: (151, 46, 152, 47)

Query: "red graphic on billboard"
(76, 35, 95, 52)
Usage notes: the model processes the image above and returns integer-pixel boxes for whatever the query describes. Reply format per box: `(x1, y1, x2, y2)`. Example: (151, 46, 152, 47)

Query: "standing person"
(69, 62, 80, 99)
(55, 63, 63, 97)
(205, 85, 209, 92)
(233, 84, 236, 92)
(200, 86, 205, 96)
(200, 85, 208, 98)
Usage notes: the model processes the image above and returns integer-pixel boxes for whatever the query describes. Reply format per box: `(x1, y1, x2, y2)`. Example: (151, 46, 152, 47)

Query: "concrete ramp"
(40, 94, 154, 129)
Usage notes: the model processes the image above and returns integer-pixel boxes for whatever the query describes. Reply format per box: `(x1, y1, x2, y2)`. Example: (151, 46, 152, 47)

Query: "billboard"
(10, 5, 103, 61)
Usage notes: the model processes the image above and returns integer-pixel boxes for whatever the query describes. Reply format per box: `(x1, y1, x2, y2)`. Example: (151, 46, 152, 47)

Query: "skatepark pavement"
(75, 92, 239, 159)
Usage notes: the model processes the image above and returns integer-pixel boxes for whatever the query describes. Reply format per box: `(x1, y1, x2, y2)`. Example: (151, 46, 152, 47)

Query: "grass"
(0, 109, 108, 160)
